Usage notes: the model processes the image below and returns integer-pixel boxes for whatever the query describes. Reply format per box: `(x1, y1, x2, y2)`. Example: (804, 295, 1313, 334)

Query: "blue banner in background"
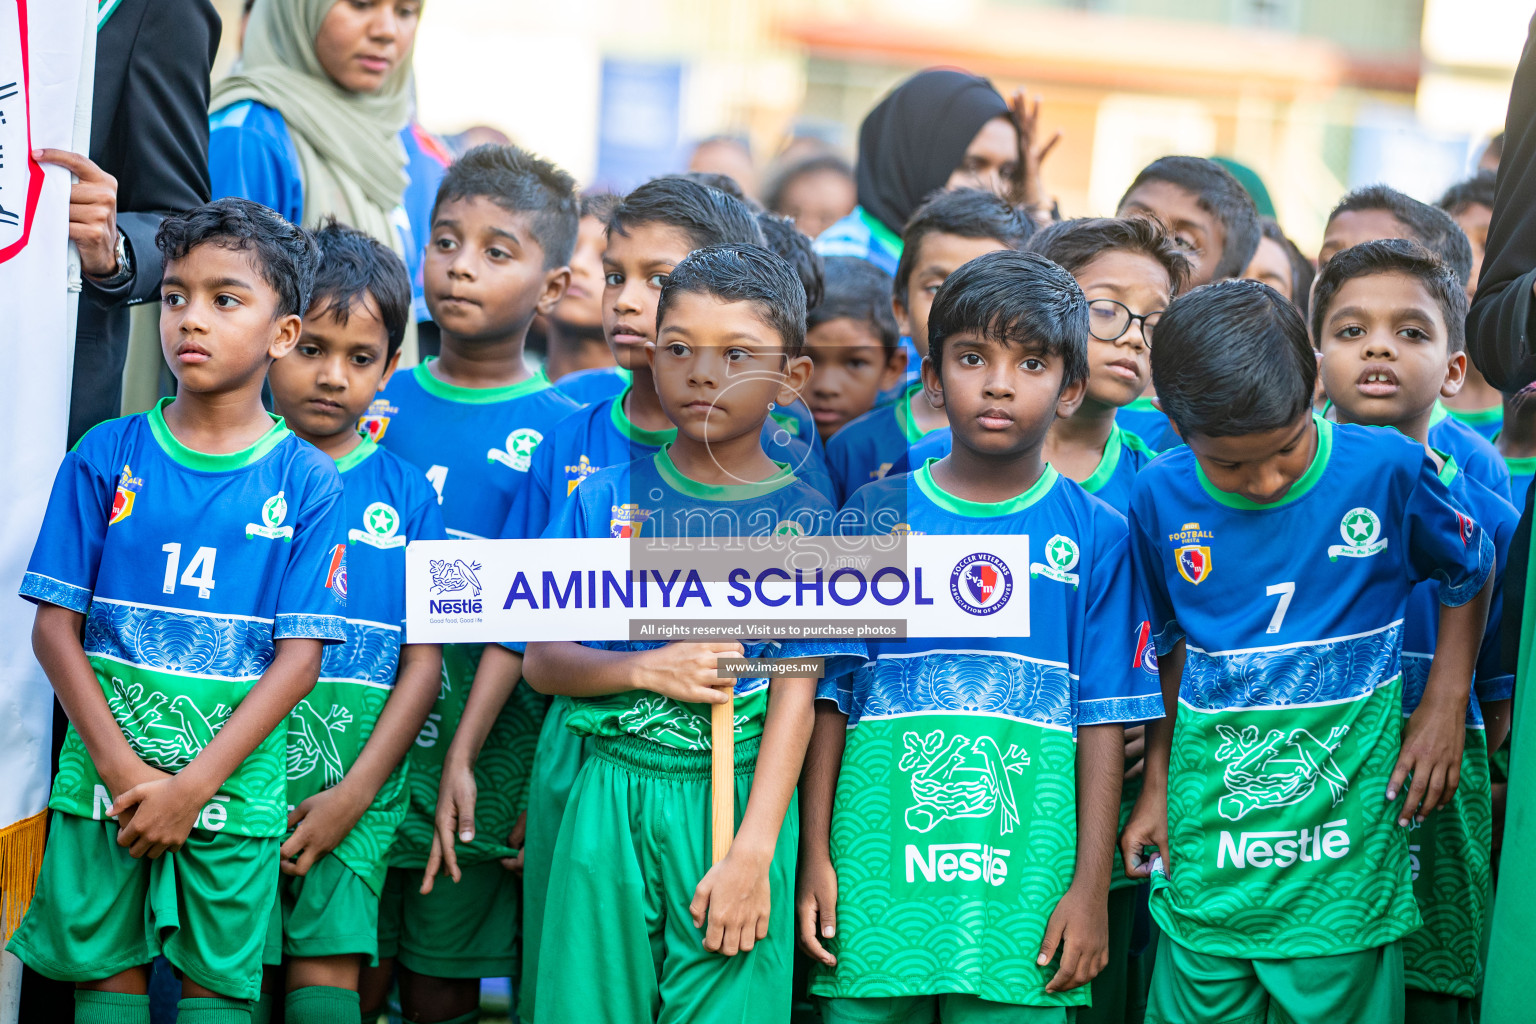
(595, 57, 683, 193)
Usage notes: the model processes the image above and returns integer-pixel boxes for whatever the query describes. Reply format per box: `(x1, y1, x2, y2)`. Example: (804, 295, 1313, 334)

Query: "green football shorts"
(376, 859, 518, 978)
(536, 734, 796, 1024)
(263, 852, 380, 965)
(519, 699, 594, 1023)
(819, 994, 1074, 1023)
(1146, 935, 1403, 1024)
(8, 811, 277, 1001)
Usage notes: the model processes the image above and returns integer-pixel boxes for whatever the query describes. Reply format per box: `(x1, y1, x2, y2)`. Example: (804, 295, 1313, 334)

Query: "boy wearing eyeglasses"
(1030, 216, 1192, 1024)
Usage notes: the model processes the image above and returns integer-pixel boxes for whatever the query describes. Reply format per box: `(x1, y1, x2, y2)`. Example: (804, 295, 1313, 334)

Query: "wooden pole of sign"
(711, 691, 735, 863)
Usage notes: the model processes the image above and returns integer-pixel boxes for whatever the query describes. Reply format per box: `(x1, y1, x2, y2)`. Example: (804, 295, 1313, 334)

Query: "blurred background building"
(210, 0, 1527, 253)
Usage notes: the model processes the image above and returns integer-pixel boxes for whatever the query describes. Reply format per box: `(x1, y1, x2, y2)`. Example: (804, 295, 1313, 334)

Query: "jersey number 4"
(162, 543, 217, 599)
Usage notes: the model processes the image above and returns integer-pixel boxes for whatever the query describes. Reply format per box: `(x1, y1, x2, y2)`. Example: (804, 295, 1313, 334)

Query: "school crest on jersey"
(1029, 534, 1080, 588)
(109, 464, 143, 525)
(565, 454, 598, 495)
(1169, 522, 1213, 585)
(1326, 507, 1388, 561)
(610, 503, 653, 538)
(246, 491, 295, 541)
(349, 501, 406, 549)
(488, 427, 542, 472)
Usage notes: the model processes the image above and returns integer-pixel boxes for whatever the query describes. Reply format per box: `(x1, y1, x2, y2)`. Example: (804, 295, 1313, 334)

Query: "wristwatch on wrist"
(88, 232, 133, 288)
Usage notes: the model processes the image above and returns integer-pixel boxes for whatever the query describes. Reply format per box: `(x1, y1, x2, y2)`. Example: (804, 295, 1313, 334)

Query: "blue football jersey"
(1402, 456, 1518, 722)
(825, 383, 934, 500)
(542, 446, 857, 747)
(553, 365, 630, 405)
(1117, 396, 1172, 452)
(1445, 405, 1503, 443)
(365, 361, 579, 538)
(809, 462, 1160, 1007)
(1502, 452, 1535, 513)
(1128, 417, 1492, 959)
(21, 400, 348, 837)
(1429, 402, 1511, 503)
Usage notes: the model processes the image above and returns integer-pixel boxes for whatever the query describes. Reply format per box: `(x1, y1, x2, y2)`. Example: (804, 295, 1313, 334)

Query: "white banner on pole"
(405, 535, 1037, 644)
(0, 0, 92, 947)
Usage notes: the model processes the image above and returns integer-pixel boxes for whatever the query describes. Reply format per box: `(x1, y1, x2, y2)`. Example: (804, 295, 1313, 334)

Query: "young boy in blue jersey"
(263, 222, 445, 1024)
(521, 244, 858, 1021)
(1114, 156, 1261, 447)
(1026, 216, 1190, 1024)
(1122, 280, 1494, 1024)
(1311, 239, 1518, 1023)
(758, 210, 828, 451)
(460, 174, 769, 1024)
(10, 198, 348, 1024)
(804, 257, 905, 441)
(801, 248, 1162, 1022)
(362, 143, 580, 1023)
(1316, 185, 1509, 503)
(540, 193, 621, 385)
(827, 188, 1032, 498)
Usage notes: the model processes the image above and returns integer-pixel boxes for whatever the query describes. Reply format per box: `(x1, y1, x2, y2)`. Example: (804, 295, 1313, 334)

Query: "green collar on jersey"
(856, 206, 905, 259)
(1434, 448, 1460, 486)
(610, 386, 677, 446)
(1078, 422, 1138, 495)
(913, 458, 1058, 517)
(1504, 453, 1536, 476)
(653, 443, 796, 501)
(1194, 414, 1332, 511)
(1124, 394, 1160, 413)
(147, 397, 290, 472)
(334, 435, 380, 473)
(413, 359, 551, 404)
(1428, 401, 1450, 428)
(897, 381, 935, 443)
(1446, 404, 1504, 429)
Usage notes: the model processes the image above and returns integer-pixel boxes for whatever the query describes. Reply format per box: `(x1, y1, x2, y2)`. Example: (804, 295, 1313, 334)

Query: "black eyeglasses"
(1088, 299, 1163, 344)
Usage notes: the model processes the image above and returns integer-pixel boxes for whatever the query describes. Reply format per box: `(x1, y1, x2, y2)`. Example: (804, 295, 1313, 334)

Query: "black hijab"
(854, 68, 1011, 237)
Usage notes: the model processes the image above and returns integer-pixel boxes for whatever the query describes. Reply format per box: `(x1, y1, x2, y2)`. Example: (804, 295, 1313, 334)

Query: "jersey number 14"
(162, 543, 217, 599)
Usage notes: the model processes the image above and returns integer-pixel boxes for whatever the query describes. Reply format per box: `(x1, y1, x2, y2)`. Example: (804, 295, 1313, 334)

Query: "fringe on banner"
(0, 811, 46, 942)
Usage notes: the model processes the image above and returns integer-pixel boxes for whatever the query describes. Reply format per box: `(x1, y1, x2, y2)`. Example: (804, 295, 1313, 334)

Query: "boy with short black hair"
(524, 244, 859, 1022)
(1116, 156, 1261, 287)
(361, 143, 581, 1023)
(804, 257, 905, 440)
(261, 222, 446, 1023)
(1122, 279, 1493, 1024)
(540, 192, 621, 386)
(802, 249, 1161, 1021)
(10, 197, 347, 1024)
(827, 188, 1032, 498)
(1315, 185, 1509, 500)
(1312, 239, 1516, 1022)
(1438, 172, 1503, 439)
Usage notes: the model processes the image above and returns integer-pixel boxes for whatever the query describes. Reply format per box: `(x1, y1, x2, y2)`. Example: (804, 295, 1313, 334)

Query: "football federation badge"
(1169, 522, 1214, 585)
(358, 397, 396, 442)
(610, 503, 653, 538)
(1327, 507, 1388, 561)
(109, 464, 142, 525)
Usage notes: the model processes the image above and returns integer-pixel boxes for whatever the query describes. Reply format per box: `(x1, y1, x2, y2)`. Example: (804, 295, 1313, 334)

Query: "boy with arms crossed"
(802, 250, 1162, 1022)
(362, 144, 580, 1024)
(523, 245, 859, 1022)
(1313, 240, 1518, 1023)
(262, 222, 446, 1024)
(10, 199, 348, 1024)
(1122, 280, 1493, 1023)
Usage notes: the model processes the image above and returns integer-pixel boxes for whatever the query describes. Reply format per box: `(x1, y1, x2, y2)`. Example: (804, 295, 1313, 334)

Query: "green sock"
(176, 996, 253, 1023)
(73, 990, 151, 1024)
(251, 991, 277, 1024)
(285, 985, 361, 1024)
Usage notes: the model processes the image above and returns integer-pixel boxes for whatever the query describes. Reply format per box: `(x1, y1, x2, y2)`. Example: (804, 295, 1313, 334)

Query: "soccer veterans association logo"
(488, 427, 542, 472)
(609, 503, 653, 538)
(109, 464, 142, 525)
(349, 501, 405, 549)
(1456, 510, 1476, 547)
(1327, 507, 1388, 561)
(325, 543, 347, 602)
(1169, 521, 1213, 585)
(950, 552, 1013, 616)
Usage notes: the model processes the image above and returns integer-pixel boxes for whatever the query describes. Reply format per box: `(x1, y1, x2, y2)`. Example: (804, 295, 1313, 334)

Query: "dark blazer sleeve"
(86, 0, 220, 308)
(1469, 11, 1536, 392)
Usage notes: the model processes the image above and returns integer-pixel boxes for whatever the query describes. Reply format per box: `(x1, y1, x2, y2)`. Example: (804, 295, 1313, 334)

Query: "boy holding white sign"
(521, 244, 862, 1022)
(262, 222, 445, 1023)
(801, 249, 1161, 1022)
